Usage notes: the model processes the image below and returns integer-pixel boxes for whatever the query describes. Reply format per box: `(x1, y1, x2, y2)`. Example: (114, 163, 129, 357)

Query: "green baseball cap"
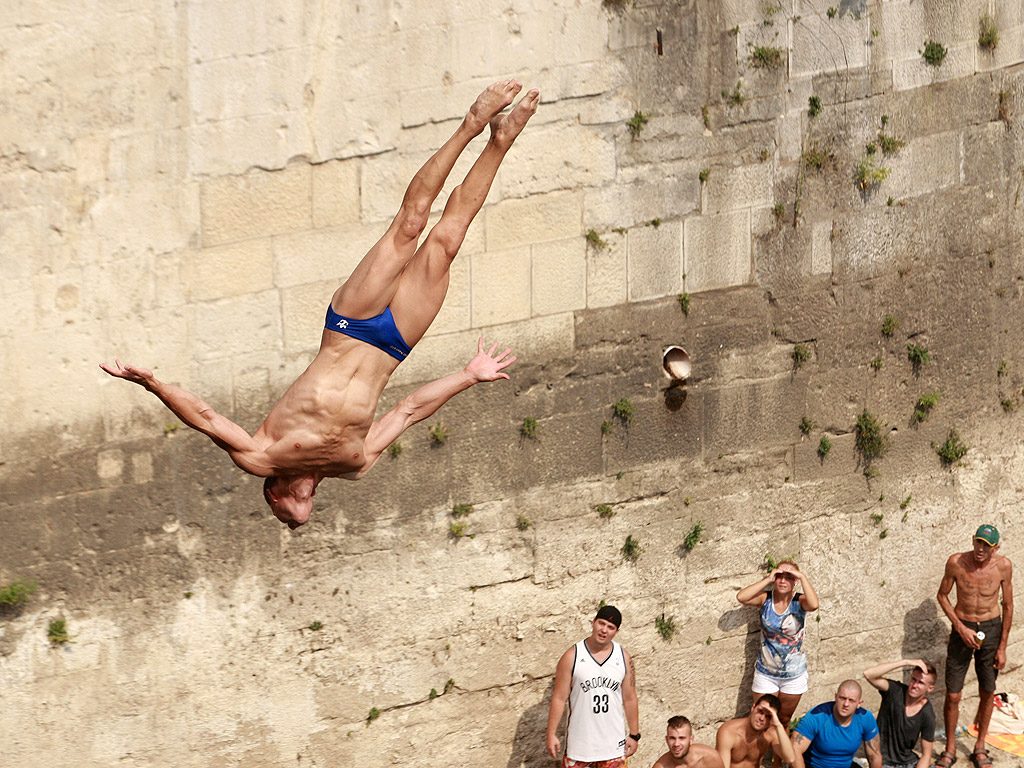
(975, 524, 1000, 546)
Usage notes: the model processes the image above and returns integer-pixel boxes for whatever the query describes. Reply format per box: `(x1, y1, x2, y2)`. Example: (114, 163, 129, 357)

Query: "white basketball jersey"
(565, 639, 627, 762)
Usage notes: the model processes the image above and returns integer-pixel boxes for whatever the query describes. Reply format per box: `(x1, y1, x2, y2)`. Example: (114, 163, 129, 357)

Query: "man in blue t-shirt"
(792, 681, 882, 768)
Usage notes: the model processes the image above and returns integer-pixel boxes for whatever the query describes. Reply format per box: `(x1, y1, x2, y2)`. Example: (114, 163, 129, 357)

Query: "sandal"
(935, 751, 958, 768)
(970, 750, 992, 768)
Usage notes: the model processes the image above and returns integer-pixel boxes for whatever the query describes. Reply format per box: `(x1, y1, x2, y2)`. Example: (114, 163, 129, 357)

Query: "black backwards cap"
(595, 605, 622, 628)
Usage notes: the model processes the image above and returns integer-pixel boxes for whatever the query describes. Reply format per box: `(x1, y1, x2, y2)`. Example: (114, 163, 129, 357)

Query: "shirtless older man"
(936, 525, 1014, 768)
(653, 716, 725, 768)
(716, 694, 796, 768)
(102, 80, 539, 529)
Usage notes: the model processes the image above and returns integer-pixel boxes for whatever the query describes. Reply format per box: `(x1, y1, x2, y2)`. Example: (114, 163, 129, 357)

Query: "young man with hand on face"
(717, 694, 796, 768)
(863, 658, 936, 768)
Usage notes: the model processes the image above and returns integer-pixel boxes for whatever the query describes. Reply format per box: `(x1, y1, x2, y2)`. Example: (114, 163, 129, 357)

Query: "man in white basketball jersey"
(546, 605, 640, 768)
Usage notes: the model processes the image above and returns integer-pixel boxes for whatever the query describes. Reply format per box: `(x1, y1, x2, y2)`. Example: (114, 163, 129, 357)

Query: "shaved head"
(838, 679, 862, 697)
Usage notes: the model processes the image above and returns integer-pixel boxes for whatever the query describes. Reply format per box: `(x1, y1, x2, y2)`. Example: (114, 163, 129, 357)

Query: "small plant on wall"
(612, 398, 634, 424)
(0, 579, 37, 612)
(429, 423, 449, 445)
(855, 410, 889, 461)
(683, 521, 704, 551)
(912, 391, 941, 423)
(907, 343, 930, 371)
(978, 14, 999, 51)
(626, 110, 649, 139)
(585, 229, 608, 250)
(792, 344, 811, 369)
(818, 435, 832, 459)
(935, 429, 968, 466)
(520, 417, 538, 438)
(48, 619, 73, 646)
(621, 535, 644, 562)
(655, 614, 676, 640)
(921, 40, 947, 67)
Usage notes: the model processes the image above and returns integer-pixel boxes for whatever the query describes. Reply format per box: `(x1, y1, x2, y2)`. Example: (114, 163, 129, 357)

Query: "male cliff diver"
(101, 80, 540, 529)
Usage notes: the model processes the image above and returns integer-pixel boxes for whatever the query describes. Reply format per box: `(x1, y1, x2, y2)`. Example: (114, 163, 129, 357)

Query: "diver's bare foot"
(465, 80, 522, 134)
(490, 88, 539, 149)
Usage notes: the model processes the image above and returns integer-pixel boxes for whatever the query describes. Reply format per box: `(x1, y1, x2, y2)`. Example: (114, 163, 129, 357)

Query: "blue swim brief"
(324, 304, 412, 361)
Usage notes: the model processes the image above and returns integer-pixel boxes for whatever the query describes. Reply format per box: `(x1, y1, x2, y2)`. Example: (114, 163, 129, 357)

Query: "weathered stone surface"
(6, 2, 1024, 766)
(684, 210, 753, 293)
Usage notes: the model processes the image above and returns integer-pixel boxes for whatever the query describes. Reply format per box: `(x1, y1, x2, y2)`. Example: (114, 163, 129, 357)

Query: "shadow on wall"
(507, 678, 556, 768)
(902, 597, 948, 691)
(718, 606, 761, 718)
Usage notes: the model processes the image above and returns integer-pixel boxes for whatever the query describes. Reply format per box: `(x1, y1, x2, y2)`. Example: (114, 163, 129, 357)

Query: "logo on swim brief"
(336, 319, 348, 330)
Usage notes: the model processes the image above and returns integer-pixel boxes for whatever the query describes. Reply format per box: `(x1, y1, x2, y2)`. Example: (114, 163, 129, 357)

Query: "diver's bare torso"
(234, 331, 400, 478)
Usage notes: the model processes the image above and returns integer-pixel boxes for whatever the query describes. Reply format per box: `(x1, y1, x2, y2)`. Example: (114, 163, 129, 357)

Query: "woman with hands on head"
(737, 559, 820, 764)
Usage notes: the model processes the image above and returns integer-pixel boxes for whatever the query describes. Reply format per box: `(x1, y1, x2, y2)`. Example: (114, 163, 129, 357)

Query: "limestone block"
(72, 133, 110, 186)
(187, 1, 317, 62)
(470, 246, 531, 326)
(499, 121, 616, 199)
(553, 5, 612, 66)
(811, 220, 833, 275)
(884, 130, 959, 200)
(154, 251, 188, 310)
(976, 23, 1024, 73)
(877, 0, 927, 62)
(702, 378, 807, 458)
(92, 11, 156, 78)
(426, 257, 472, 335)
(192, 291, 282, 362)
(627, 220, 682, 302)
(549, 60, 629, 112)
(683, 210, 752, 293)
(200, 163, 311, 247)
(531, 238, 586, 317)
(703, 163, 774, 215)
(893, 43, 975, 91)
(587, 232, 628, 309)
(188, 112, 315, 178)
(791, 13, 870, 78)
(271, 224, 381, 289)
(961, 122, 1011, 188)
(185, 240, 274, 302)
(399, 81, 485, 130)
(107, 130, 189, 185)
(89, 180, 199, 258)
(392, 25, 456, 92)
(312, 158, 360, 229)
(484, 190, 582, 250)
(583, 176, 700, 232)
(451, 15, 555, 83)
(390, 313, 574, 388)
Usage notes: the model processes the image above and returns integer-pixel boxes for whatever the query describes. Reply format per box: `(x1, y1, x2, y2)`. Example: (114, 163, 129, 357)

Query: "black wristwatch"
(629, 733, 641, 742)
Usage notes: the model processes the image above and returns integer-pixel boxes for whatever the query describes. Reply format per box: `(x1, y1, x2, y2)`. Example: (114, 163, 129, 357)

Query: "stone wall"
(2, 0, 1024, 765)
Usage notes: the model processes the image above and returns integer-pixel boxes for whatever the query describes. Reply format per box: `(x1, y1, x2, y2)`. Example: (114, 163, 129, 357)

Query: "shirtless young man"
(716, 694, 796, 768)
(653, 716, 725, 768)
(101, 81, 539, 529)
(936, 525, 1014, 768)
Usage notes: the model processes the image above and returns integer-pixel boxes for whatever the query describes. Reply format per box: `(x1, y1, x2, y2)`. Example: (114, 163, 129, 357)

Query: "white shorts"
(752, 669, 808, 695)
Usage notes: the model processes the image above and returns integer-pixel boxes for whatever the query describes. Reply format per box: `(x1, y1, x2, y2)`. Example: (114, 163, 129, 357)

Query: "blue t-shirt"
(755, 593, 807, 678)
(796, 702, 879, 768)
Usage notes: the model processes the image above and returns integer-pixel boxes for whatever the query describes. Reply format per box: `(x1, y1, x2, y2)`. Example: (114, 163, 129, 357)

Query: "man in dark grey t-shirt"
(863, 658, 936, 768)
